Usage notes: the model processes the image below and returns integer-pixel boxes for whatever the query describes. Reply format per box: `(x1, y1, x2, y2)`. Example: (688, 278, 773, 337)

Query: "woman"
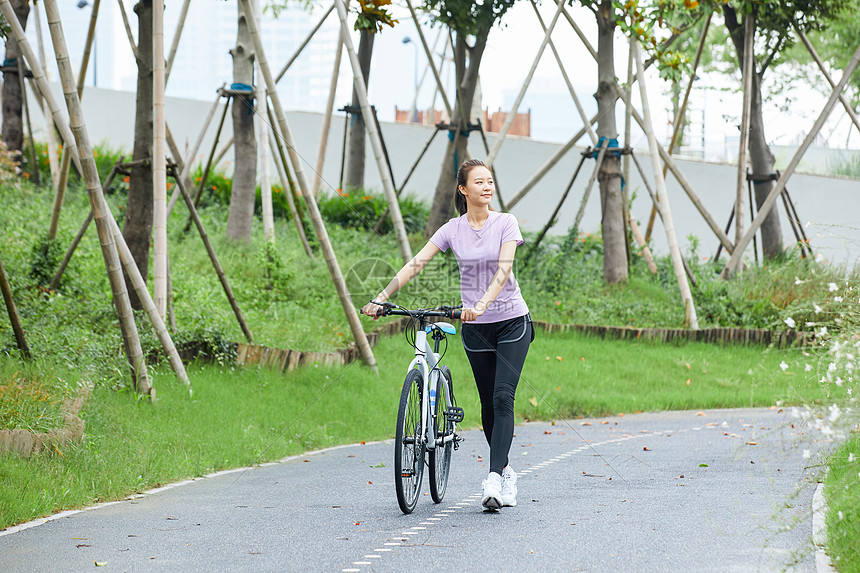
(362, 159, 533, 510)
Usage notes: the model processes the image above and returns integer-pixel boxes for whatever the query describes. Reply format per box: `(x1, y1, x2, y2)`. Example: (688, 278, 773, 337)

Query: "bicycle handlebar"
(362, 302, 462, 320)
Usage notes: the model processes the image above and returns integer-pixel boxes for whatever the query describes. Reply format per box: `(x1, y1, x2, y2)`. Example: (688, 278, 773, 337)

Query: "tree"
(423, 0, 517, 236)
(226, 0, 258, 243)
(0, 0, 30, 165)
(123, 0, 154, 310)
(343, 0, 396, 192)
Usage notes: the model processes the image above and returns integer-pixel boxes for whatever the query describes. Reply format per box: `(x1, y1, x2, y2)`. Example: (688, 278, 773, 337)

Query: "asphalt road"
(0, 408, 831, 572)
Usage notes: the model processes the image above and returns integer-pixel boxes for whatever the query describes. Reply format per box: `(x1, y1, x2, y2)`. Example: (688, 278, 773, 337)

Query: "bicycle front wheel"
(394, 369, 425, 514)
(429, 366, 454, 503)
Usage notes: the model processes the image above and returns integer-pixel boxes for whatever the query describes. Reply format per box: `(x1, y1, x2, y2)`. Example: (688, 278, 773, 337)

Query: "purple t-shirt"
(429, 211, 530, 324)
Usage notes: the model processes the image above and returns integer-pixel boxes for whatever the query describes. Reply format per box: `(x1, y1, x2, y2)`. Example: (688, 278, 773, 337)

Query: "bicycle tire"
(394, 369, 424, 514)
(428, 366, 454, 503)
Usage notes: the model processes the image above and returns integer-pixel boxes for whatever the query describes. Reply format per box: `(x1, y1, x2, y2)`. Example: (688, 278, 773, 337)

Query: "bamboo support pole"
(38, 0, 153, 393)
(170, 167, 255, 343)
(572, 140, 608, 232)
(524, 153, 587, 263)
(275, 3, 335, 83)
(782, 186, 813, 256)
(116, 0, 138, 59)
(239, 0, 377, 371)
(17, 58, 40, 186)
(188, 93, 230, 215)
(404, 0, 452, 118)
(47, 0, 101, 239)
(633, 41, 698, 329)
(164, 0, 192, 82)
(267, 105, 309, 227)
(269, 129, 314, 258)
(628, 212, 658, 274)
(166, 84, 226, 216)
(530, 0, 596, 147)
(253, 0, 275, 244)
(506, 116, 598, 210)
(0, 254, 31, 359)
(644, 13, 711, 243)
(312, 17, 345, 198)
(733, 13, 755, 262)
(49, 159, 122, 290)
(746, 176, 758, 263)
(721, 43, 860, 278)
(486, 0, 565, 166)
(335, 0, 412, 264)
(407, 28, 443, 123)
(622, 36, 634, 194)
(153, 0, 169, 318)
(33, 0, 59, 187)
(797, 29, 860, 137)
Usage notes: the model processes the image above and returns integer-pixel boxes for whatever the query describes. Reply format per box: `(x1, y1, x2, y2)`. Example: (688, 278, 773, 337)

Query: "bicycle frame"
(406, 327, 442, 451)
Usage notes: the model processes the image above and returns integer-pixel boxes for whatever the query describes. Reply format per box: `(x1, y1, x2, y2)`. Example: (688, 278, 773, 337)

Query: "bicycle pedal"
(445, 407, 464, 423)
(453, 433, 463, 450)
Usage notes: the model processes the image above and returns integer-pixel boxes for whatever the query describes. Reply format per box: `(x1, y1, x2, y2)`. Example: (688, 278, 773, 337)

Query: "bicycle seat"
(425, 322, 457, 335)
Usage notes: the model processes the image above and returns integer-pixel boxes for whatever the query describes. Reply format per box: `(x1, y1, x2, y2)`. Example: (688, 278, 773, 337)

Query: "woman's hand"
(361, 301, 384, 320)
(460, 306, 485, 322)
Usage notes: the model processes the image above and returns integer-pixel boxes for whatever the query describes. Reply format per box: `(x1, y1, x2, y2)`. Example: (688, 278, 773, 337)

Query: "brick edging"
(0, 385, 91, 457)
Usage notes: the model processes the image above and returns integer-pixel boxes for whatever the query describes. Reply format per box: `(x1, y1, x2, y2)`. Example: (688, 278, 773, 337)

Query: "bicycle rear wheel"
(429, 366, 454, 503)
(394, 369, 424, 514)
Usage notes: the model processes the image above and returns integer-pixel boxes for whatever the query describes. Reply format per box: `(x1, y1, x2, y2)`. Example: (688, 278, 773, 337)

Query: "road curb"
(813, 480, 838, 573)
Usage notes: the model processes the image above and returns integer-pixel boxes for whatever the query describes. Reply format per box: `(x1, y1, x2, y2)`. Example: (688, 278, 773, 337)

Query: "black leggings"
(461, 314, 533, 475)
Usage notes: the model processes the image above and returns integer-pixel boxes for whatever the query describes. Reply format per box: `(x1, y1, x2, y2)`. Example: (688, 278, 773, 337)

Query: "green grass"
(825, 434, 860, 572)
(0, 330, 827, 530)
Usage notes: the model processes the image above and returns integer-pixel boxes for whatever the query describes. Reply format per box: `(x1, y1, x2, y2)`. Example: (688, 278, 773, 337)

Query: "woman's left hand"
(460, 306, 485, 322)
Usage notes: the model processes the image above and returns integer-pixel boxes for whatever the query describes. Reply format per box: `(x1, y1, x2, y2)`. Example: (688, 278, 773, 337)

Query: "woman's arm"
(461, 240, 518, 322)
(361, 241, 441, 318)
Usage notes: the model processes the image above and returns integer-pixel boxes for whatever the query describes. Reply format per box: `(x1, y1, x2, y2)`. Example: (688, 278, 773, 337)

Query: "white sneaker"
(501, 466, 518, 507)
(481, 472, 502, 510)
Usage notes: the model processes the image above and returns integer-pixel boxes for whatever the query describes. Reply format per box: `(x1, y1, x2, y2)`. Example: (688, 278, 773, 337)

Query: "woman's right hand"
(361, 301, 384, 320)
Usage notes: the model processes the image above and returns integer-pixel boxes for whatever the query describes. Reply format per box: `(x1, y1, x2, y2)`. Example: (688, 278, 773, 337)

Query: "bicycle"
(363, 302, 465, 514)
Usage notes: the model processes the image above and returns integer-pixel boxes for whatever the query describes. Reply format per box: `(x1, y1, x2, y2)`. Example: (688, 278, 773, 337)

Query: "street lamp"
(76, 0, 97, 87)
(402, 36, 418, 123)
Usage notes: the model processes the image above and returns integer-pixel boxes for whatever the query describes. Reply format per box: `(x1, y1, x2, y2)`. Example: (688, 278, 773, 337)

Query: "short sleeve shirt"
(429, 211, 530, 324)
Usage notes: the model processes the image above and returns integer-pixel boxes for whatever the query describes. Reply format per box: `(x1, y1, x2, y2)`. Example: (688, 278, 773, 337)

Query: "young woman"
(362, 159, 533, 510)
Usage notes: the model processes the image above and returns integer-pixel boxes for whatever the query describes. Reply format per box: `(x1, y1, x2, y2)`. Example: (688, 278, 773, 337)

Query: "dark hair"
(455, 159, 489, 216)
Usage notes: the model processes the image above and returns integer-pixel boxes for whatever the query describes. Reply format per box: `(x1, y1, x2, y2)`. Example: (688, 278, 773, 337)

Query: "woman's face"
(459, 166, 494, 209)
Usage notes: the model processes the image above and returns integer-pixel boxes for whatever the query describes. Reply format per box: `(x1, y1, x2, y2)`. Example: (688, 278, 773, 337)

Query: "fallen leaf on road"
(696, 412, 706, 416)
(367, 481, 373, 485)
(95, 562, 107, 567)
(745, 442, 758, 446)
(601, 421, 609, 425)
(699, 463, 709, 467)
(706, 423, 719, 427)
(643, 447, 651, 451)
(360, 441, 366, 445)
(544, 431, 552, 435)
(580, 422, 592, 426)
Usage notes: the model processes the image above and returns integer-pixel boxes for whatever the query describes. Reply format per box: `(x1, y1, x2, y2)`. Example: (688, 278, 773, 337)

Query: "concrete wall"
(31, 85, 860, 266)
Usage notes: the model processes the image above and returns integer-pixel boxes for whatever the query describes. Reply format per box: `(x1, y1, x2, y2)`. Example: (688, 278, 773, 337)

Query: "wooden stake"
(252, 0, 275, 244)
(17, 57, 40, 186)
(153, 0, 169, 318)
(37, 0, 153, 392)
(0, 253, 31, 359)
(486, 0, 565, 166)
(721, 43, 860, 278)
(239, 0, 377, 371)
(633, 41, 698, 329)
(334, 0, 412, 265)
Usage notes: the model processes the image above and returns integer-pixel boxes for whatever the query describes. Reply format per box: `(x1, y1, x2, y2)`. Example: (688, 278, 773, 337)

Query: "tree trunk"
(724, 6, 783, 259)
(594, 1, 627, 284)
(124, 0, 154, 310)
(425, 30, 488, 236)
(226, 0, 257, 243)
(1, 0, 30, 161)
(343, 29, 374, 192)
